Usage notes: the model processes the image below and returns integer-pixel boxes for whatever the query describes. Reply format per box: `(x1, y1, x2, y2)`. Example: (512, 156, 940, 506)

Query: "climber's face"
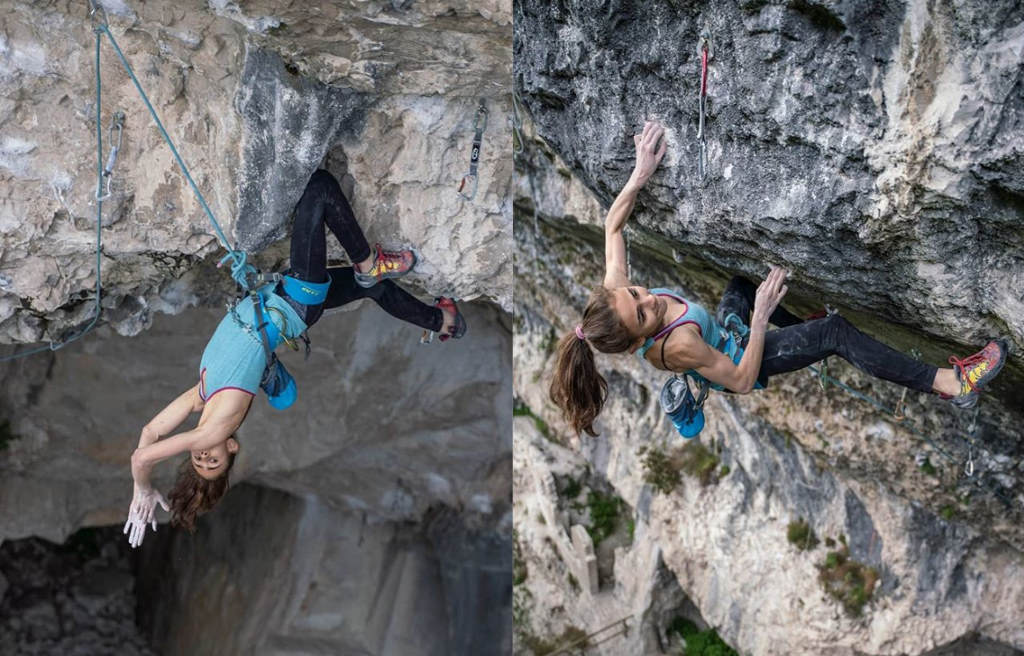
(191, 437, 239, 480)
(610, 285, 667, 341)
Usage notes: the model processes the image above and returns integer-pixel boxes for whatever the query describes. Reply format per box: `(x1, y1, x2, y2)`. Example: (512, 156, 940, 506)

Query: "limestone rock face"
(511, 2, 1024, 651)
(0, 0, 513, 347)
(0, 0, 512, 650)
(515, 0, 1024, 360)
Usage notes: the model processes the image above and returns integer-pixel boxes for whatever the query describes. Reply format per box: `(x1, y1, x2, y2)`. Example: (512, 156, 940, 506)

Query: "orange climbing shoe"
(946, 339, 1008, 409)
(354, 244, 416, 288)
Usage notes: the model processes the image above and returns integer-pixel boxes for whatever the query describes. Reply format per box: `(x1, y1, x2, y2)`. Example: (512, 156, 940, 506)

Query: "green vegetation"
(639, 445, 682, 493)
(585, 490, 623, 548)
(560, 475, 582, 500)
(818, 542, 879, 617)
(626, 517, 635, 544)
(786, 518, 820, 551)
(680, 443, 723, 486)
(918, 456, 938, 476)
(514, 400, 558, 443)
(939, 504, 956, 521)
(669, 617, 739, 656)
(567, 572, 580, 593)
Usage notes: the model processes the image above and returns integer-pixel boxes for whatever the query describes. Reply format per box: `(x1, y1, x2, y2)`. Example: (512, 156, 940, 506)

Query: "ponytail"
(548, 287, 634, 436)
(550, 332, 607, 436)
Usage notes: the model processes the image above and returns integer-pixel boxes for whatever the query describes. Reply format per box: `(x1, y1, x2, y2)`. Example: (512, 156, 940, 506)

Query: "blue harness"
(253, 274, 331, 410)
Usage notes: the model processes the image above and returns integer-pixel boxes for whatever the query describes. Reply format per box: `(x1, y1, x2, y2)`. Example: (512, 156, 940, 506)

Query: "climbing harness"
(96, 110, 124, 201)
(252, 293, 296, 410)
(659, 309, 750, 439)
(510, 93, 524, 156)
(696, 31, 711, 180)
(456, 100, 488, 201)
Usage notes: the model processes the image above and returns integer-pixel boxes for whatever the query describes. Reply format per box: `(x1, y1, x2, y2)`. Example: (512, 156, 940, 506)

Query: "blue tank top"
(198, 286, 307, 401)
(636, 288, 752, 391)
(637, 289, 725, 357)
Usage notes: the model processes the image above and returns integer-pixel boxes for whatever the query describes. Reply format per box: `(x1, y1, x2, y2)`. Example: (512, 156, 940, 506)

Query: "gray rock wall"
(135, 483, 513, 656)
(511, 6, 1024, 646)
(515, 0, 1024, 368)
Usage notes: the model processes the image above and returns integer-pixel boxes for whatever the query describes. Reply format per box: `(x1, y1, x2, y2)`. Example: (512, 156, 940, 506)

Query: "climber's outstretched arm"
(604, 120, 667, 289)
(136, 383, 204, 450)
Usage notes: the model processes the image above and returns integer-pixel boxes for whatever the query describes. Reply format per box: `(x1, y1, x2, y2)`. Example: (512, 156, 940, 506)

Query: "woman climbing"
(549, 120, 1009, 437)
(122, 169, 466, 548)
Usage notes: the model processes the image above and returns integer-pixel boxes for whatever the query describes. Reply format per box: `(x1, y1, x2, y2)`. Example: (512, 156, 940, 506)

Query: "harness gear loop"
(457, 99, 488, 201)
(696, 31, 711, 180)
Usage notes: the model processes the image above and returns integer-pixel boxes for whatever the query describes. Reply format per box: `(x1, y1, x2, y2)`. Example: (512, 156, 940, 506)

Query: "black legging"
(716, 276, 937, 393)
(277, 169, 443, 332)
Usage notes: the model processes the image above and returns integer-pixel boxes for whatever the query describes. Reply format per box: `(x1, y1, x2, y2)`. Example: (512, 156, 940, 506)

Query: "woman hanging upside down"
(123, 169, 466, 547)
(550, 120, 1008, 437)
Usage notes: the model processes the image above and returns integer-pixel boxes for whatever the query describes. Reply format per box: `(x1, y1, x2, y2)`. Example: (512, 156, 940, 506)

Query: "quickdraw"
(807, 358, 1012, 508)
(96, 110, 124, 201)
(456, 100, 488, 201)
(2, 1, 257, 362)
(696, 31, 711, 180)
(511, 93, 524, 156)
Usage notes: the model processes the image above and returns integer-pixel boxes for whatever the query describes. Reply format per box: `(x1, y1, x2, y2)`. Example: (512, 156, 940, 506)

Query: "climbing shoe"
(946, 338, 1008, 409)
(435, 297, 466, 342)
(354, 244, 416, 288)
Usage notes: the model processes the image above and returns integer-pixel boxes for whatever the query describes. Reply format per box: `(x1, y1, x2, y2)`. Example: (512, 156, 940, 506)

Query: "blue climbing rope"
(0, 27, 107, 362)
(91, 17, 253, 287)
(0, 4, 254, 363)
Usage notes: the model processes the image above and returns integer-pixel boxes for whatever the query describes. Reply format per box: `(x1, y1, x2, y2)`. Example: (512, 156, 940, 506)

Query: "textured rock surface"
(0, 298, 511, 542)
(0, 0, 513, 348)
(136, 483, 512, 656)
(0, 0, 512, 651)
(515, 0, 1024, 369)
(0, 526, 155, 656)
(511, 3, 1024, 649)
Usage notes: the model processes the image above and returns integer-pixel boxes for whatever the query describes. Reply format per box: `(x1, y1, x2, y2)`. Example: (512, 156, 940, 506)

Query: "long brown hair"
(549, 286, 633, 436)
(168, 447, 237, 533)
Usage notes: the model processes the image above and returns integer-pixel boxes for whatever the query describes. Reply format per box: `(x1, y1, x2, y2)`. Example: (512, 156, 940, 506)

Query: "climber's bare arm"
(652, 328, 764, 394)
(130, 390, 250, 489)
(604, 120, 667, 289)
(136, 384, 205, 450)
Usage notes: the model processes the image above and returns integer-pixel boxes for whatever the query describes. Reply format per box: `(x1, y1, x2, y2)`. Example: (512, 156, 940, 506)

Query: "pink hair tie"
(574, 324, 586, 341)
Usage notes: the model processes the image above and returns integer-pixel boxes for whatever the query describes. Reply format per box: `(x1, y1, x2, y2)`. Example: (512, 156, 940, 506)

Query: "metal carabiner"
(87, 0, 109, 31)
(97, 111, 125, 201)
(965, 447, 975, 477)
(457, 173, 479, 201)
